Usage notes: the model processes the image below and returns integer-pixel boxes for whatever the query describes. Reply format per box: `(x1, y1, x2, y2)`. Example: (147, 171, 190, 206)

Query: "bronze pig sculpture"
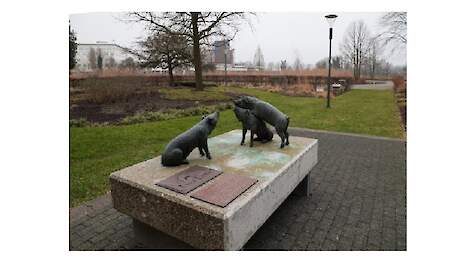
(234, 96, 290, 148)
(161, 112, 219, 166)
(233, 106, 273, 147)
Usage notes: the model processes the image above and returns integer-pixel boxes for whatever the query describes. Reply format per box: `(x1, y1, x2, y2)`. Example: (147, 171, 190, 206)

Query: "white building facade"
(75, 42, 137, 71)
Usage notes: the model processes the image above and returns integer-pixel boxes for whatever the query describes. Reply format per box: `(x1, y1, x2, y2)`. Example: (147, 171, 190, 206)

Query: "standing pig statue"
(233, 106, 273, 147)
(234, 96, 290, 148)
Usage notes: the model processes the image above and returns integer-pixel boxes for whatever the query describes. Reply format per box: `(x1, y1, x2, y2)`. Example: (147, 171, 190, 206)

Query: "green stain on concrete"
(204, 130, 310, 180)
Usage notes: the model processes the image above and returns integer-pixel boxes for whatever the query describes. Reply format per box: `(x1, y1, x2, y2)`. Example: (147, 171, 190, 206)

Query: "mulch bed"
(69, 90, 232, 124)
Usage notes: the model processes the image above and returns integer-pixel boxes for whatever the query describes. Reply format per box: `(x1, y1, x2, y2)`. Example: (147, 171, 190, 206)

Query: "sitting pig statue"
(161, 112, 219, 166)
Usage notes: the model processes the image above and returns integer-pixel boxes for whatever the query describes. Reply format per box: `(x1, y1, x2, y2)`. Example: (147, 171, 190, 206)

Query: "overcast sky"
(70, 12, 406, 66)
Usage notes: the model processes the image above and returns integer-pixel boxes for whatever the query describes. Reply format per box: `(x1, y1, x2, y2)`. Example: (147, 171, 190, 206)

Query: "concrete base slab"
(293, 173, 312, 197)
(133, 219, 194, 250)
(110, 129, 318, 250)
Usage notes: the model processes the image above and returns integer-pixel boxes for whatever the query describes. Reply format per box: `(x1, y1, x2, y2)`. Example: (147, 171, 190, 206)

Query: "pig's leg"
(253, 128, 262, 141)
(275, 126, 286, 148)
(202, 139, 212, 159)
(198, 146, 205, 157)
(250, 130, 254, 147)
(241, 128, 247, 145)
(260, 132, 269, 143)
(164, 148, 187, 166)
(285, 129, 290, 146)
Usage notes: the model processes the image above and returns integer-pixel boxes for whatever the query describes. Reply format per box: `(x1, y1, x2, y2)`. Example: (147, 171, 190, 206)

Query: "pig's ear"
(207, 116, 217, 125)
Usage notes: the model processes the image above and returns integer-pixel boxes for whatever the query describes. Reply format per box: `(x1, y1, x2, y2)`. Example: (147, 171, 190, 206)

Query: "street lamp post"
(325, 14, 337, 108)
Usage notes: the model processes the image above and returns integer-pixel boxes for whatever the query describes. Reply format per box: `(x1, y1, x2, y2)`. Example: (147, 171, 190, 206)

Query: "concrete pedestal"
(110, 130, 318, 250)
(293, 173, 312, 196)
(132, 219, 194, 250)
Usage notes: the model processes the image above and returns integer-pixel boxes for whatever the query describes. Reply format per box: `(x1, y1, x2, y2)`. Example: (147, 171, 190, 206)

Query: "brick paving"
(69, 128, 406, 251)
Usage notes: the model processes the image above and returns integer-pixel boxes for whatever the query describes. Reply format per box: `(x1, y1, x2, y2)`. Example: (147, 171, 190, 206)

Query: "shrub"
(119, 103, 233, 125)
(391, 76, 406, 91)
(159, 87, 230, 101)
(69, 118, 90, 127)
(73, 77, 160, 104)
(69, 118, 111, 127)
(172, 81, 217, 88)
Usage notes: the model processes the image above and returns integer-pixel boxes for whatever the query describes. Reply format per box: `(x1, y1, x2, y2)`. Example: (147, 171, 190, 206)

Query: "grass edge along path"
(70, 88, 403, 207)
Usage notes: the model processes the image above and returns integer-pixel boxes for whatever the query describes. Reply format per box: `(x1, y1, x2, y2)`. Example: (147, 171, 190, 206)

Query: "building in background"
(253, 46, 265, 71)
(75, 41, 137, 71)
(203, 40, 235, 71)
(213, 40, 234, 65)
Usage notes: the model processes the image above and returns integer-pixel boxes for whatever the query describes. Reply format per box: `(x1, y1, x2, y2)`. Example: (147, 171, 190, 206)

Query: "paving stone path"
(69, 128, 406, 251)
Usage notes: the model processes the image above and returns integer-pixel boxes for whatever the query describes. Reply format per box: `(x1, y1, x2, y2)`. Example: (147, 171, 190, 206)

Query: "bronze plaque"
(190, 174, 258, 208)
(156, 165, 222, 194)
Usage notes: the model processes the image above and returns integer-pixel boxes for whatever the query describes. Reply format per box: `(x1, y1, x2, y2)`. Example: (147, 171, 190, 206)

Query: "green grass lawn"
(70, 87, 403, 207)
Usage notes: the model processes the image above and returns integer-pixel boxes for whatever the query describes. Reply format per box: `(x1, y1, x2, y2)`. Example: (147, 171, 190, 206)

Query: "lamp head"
(325, 14, 338, 28)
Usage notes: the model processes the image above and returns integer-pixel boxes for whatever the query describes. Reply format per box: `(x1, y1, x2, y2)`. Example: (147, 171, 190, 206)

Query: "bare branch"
(378, 12, 407, 54)
(126, 11, 254, 89)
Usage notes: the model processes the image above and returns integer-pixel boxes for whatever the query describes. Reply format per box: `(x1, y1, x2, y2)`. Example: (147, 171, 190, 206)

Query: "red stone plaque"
(156, 165, 222, 194)
(190, 174, 258, 207)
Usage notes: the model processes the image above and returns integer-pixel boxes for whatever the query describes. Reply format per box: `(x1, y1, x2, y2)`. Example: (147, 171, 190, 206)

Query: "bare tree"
(379, 12, 407, 52)
(315, 57, 328, 69)
(88, 48, 97, 70)
(316, 56, 345, 69)
(128, 12, 252, 90)
(97, 48, 103, 70)
(364, 37, 382, 79)
(69, 22, 78, 70)
(266, 62, 274, 71)
(293, 50, 303, 71)
(119, 57, 136, 70)
(380, 60, 392, 77)
(137, 31, 192, 86)
(293, 58, 303, 71)
(253, 45, 265, 71)
(105, 56, 117, 68)
(340, 20, 371, 80)
(293, 57, 304, 71)
(200, 45, 215, 71)
(280, 60, 288, 71)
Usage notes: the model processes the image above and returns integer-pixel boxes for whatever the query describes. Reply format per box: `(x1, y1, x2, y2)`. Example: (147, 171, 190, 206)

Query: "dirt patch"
(70, 88, 235, 124)
(69, 75, 349, 124)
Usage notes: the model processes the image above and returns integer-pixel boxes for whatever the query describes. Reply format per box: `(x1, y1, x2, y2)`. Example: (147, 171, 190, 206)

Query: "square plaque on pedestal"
(190, 173, 257, 207)
(155, 165, 222, 194)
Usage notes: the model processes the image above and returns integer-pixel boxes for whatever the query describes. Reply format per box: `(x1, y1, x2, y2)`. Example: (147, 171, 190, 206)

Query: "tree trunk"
(371, 59, 375, 79)
(357, 48, 362, 80)
(168, 63, 174, 86)
(191, 12, 204, 91)
(354, 48, 358, 80)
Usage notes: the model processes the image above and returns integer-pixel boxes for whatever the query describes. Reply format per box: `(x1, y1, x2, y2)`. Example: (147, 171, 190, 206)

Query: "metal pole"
(327, 27, 333, 108)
